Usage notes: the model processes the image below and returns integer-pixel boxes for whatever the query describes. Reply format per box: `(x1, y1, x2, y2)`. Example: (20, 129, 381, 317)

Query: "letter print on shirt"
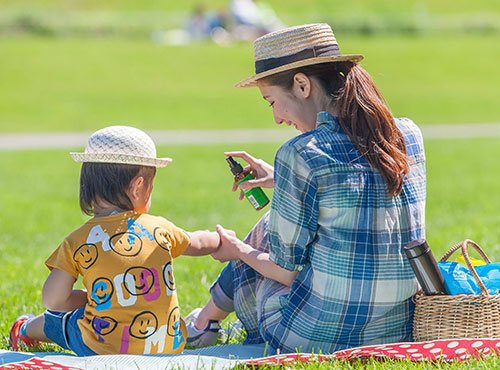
(87, 224, 112, 252)
(73, 243, 98, 269)
(90, 277, 114, 311)
(114, 272, 137, 307)
(92, 316, 118, 342)
(109, 232, 143, 257)
(123, 266, 161, 301)
(162, 262, 175, 296)
(167, 306, 184, 351)
(127, 219, 154, 242)
(144, 324, 168, 354)
(120, 325, 131, 354)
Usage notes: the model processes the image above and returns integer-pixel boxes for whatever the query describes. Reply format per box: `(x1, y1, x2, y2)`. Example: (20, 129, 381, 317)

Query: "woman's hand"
(212, 224, 248, 262)
(213, 224, 298, 287)
(225, 151, 274, 200)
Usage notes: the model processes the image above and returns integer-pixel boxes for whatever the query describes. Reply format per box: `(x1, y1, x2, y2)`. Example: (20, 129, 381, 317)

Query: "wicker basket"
(413, 239, 500, 341)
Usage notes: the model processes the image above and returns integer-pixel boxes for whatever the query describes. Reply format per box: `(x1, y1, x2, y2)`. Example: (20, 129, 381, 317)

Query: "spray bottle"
(226, 156, 270, 211)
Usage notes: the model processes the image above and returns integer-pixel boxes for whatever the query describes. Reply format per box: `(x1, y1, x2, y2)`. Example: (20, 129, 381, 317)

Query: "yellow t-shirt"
(45, 211, 190, 355)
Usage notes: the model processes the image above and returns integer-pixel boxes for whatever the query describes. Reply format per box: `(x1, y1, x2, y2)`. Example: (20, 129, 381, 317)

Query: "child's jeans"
(44, 307, 97, 356)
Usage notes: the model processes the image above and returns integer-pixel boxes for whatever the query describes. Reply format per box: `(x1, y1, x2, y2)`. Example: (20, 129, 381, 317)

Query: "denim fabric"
(210, 263, 235, 312)
(44, 308, 96, 356)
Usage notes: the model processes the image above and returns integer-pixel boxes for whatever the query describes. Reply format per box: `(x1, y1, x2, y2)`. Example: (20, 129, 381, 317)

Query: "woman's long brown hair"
(263, 61, 409, 196)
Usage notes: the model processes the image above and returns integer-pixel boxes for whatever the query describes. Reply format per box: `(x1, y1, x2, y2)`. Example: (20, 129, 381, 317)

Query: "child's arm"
(42, 268, 87, 311)
(213, 225, 298, 287)
(183, 231, 221, 256)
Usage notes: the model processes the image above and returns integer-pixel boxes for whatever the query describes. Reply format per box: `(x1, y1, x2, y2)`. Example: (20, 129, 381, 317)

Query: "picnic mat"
(1, 339, 500, 369)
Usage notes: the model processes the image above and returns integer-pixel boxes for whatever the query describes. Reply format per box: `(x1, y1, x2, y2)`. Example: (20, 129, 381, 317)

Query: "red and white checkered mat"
(2, 339, 499, 369)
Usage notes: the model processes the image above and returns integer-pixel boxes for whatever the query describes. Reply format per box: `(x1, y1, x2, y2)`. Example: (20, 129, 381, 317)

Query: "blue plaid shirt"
(265, 112, 426, 353)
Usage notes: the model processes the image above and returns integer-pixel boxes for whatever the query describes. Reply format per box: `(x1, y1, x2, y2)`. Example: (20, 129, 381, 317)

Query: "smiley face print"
(129, 311, 158, 339)
(73, 243, 98, 269)
(167, 306, 185, 350)
(154, 227, 172, 252)
(92, 316, 118, 342)
(163, 262, 175, 294)
(109, 232, 142, 257)
(91, 277, 114, 310)
(124, 267, 155, 296)
(166, 306, 182, 337)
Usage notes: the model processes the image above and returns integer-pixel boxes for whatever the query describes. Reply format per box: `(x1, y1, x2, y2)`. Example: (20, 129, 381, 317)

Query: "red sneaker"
(9, 314, 38, 351)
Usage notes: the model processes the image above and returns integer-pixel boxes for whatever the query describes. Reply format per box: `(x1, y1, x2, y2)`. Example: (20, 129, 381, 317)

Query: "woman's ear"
(293, 72, 312, 98)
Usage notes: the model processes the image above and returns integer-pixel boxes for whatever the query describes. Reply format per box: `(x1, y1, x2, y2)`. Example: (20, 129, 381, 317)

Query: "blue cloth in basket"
(438, 262, 500, 295)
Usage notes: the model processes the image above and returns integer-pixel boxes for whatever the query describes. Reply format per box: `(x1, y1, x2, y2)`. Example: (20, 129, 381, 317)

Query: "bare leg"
(25, 314, 50, 342)
(194, 298, 229, 330)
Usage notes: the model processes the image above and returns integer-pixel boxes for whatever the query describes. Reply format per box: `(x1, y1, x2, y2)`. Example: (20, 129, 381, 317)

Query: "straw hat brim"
(70, 152, 172, 168)
(235, 54, 364, 88)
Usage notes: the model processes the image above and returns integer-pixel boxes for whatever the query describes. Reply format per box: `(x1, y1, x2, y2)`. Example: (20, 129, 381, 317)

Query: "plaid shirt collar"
(316, 111, 341, 132)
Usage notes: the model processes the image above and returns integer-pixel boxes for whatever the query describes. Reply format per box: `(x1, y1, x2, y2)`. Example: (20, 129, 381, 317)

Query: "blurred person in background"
(229, 0, 284, 40)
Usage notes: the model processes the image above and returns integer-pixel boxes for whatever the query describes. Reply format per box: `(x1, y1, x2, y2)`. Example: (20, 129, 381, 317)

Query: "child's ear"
(128, 176, 145, 201)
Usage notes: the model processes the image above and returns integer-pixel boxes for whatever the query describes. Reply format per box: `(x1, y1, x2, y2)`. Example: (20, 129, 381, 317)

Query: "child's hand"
(212, 224, 245, 262)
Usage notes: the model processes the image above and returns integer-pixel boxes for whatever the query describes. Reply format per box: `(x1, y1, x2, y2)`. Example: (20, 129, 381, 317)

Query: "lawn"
(1, 0, 499, 19)
(1, 138, 499, 368)
(0, 33, 499, 133)
(0, 1, 499, 367)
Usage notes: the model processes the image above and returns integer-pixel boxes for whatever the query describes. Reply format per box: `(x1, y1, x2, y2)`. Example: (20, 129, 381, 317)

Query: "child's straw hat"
(70, 126, 172, 168)
(236, 23, 364, 88)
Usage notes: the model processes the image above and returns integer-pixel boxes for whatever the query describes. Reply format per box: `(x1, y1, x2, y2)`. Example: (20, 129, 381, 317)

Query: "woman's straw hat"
(236, 23, 363, 88)
(70, 126, 172, 168)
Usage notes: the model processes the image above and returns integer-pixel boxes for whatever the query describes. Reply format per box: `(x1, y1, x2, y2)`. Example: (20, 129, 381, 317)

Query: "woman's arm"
(42, 268, 87, 311)
(267, 143, 318, 271)
(212, 225, 298, 287)
(183, 231, 221, 256)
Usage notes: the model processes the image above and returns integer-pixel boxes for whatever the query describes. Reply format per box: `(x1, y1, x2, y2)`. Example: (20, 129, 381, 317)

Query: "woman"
(187, 23, 426, 354)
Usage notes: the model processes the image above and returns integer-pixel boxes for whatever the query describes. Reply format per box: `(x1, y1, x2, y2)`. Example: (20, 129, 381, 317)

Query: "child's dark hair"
(79, 163, 156, 216)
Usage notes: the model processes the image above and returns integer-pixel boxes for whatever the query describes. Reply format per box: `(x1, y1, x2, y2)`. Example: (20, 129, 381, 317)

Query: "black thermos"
(404, 239, 447, 295)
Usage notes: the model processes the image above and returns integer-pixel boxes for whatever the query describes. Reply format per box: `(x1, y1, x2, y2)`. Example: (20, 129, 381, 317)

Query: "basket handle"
(440, 239, 491, 295)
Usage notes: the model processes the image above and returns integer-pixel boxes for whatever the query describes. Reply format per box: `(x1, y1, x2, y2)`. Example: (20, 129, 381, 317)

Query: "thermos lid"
(404, 239, 430, 259)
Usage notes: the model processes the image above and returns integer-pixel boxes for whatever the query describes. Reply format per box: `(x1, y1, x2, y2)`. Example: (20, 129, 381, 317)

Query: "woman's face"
(257, 80, 317, 133)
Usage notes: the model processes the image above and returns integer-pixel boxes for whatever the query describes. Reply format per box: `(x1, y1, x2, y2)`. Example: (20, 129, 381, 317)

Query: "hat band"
(254, 44, 340, 74)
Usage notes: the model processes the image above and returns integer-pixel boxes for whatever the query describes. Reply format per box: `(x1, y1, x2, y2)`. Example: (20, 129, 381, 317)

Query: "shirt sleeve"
(269, 143, 319, 271)
(45, 239, 80, 279)
(162, 220, 191, 259)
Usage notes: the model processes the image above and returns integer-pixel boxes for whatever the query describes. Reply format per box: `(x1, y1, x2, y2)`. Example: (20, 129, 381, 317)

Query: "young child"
(9, 125, 221, 355)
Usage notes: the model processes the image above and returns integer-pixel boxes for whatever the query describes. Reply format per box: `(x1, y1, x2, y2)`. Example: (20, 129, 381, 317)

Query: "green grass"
(0, 34, 499, 133)
(1, 138, 499, 369)
(1, 0, 499, 19)
(1, 0, 499, 41)
(1, 3, 499, 366)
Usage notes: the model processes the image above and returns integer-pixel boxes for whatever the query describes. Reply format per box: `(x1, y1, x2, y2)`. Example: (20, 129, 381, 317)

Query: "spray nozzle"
(226, 156, 244, 176)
